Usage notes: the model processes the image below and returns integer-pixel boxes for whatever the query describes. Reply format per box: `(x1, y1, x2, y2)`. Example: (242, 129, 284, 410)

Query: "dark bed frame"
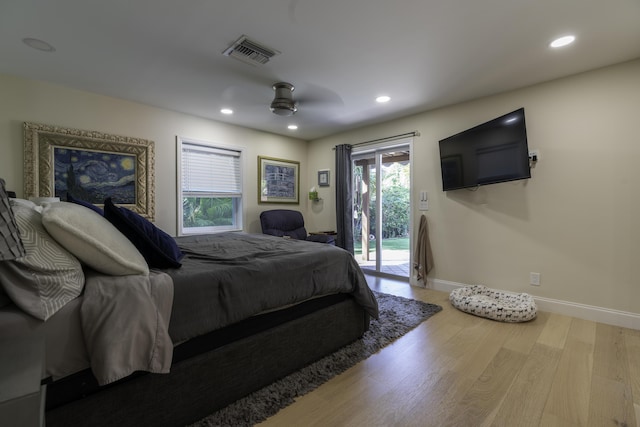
(45, 294, 370, 427)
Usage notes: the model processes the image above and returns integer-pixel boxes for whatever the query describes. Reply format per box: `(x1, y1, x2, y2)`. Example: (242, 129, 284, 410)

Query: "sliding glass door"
(353, 143, 411, 278)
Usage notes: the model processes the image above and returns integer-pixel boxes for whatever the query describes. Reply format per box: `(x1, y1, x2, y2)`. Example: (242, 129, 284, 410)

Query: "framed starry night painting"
(23, 122, 155, 220)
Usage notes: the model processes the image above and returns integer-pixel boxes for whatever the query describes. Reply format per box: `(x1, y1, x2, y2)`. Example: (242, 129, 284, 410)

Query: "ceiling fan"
(270, 82, 298, 116)
(221, 79, 343, 118)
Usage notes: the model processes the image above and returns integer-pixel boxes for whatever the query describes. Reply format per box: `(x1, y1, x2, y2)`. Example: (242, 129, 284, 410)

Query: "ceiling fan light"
(270, 82, 297, 116)
(270, 100, 297, 116)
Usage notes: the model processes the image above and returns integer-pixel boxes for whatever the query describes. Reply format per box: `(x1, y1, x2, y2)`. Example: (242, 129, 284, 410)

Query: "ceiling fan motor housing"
(270, 82, 298, 116)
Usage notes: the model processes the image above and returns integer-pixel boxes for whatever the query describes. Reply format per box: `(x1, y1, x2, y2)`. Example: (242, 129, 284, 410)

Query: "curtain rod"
(334, 131, 420, 150)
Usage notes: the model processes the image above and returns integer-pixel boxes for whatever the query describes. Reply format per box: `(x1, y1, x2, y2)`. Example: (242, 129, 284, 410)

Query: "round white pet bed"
(449, 285, 537, 322)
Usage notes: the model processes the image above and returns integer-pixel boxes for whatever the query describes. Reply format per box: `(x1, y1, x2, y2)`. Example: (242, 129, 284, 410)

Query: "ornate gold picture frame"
(23, 122, 155, 220)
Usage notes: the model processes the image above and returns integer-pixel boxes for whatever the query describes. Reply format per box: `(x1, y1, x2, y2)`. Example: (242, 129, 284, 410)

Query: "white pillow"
(41, 202, 149, 276)
(0, 203, 84, 320)
(10, 198, 38, 210)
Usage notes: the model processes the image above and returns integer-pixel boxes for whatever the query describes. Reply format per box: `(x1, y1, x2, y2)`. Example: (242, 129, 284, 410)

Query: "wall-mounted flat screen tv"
(438, 108, 531, 191)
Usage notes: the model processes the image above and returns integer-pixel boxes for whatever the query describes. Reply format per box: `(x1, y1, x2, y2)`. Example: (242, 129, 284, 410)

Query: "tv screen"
(438, 108, 531, 191)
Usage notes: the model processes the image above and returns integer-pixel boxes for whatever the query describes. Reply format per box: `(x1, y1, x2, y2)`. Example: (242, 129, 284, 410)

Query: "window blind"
(181, 143, 241, 194)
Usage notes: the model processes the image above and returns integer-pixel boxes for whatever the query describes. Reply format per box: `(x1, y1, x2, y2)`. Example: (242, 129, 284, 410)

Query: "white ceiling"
(1, 0, 639, 140)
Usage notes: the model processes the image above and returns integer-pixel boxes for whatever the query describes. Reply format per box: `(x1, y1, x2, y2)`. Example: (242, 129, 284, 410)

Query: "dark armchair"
(260, 209, 335, 245)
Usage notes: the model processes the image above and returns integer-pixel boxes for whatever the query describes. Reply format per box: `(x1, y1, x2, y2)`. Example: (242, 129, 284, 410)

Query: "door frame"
(352, 138, 414, 279)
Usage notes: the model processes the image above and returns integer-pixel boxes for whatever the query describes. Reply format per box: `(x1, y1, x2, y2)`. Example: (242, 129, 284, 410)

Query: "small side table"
(309, 231, 337, 236)
(308, 231, 337, 245)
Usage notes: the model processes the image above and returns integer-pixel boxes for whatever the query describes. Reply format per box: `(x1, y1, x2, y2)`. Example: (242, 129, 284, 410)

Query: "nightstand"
(0, 310, 45, 427)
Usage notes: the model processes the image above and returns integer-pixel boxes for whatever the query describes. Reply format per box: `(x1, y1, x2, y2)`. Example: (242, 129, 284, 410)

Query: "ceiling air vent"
(222, 35, 280, 66)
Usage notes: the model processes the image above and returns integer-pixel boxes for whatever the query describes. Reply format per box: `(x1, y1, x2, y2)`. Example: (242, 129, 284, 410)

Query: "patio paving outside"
(357, 248, 411, 278)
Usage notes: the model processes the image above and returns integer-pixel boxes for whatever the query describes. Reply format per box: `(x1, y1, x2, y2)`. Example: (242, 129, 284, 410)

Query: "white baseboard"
(427, 278, 640, 330)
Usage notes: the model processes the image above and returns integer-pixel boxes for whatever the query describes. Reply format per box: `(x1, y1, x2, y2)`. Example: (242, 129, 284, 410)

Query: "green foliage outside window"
(353, 161, 410, 239)
(183, 197, 233, 227)
(378, 185, 410, 238)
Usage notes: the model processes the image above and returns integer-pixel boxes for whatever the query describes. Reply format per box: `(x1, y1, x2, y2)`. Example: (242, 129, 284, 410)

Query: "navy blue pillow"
(66, 193, 104, 215)
(103, 198, 183, 269)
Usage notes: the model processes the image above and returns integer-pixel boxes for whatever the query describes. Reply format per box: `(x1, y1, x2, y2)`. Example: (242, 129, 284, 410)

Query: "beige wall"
(0, 74, 309, 235)
(308, 59, 640, 314)
(2, 59, 639, 315)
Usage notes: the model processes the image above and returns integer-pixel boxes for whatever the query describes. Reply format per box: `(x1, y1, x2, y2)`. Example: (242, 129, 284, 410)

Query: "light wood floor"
(259, 275, 639, 427)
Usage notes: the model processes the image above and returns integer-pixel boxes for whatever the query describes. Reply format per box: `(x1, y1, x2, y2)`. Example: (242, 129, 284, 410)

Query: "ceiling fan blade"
(220, 83, 270, 105)
(295, 82, 344, 108)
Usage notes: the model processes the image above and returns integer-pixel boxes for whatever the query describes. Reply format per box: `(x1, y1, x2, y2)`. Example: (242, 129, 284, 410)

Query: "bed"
(0, 198, 378, 427)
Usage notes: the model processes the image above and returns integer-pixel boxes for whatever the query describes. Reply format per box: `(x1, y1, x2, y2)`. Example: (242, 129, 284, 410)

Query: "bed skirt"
(45, 296, 369, 427)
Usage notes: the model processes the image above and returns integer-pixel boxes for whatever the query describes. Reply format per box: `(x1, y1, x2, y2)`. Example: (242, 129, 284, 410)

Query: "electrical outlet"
(529, 272, 541, 286)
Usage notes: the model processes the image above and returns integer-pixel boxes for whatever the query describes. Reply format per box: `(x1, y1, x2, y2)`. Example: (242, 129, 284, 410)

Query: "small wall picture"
(318, 170, 330, 187)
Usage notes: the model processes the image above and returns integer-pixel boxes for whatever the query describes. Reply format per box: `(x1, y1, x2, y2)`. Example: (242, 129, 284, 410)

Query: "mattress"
(41, 232, 378, 409)
(45, 296, 369, 427)
(40, 232, 377, 380)
(166, 232, 378, 343)
(45, 292, 362, 411)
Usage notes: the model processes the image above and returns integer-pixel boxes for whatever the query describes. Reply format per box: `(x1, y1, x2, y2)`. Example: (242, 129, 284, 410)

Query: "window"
(177, 137, 243, 235)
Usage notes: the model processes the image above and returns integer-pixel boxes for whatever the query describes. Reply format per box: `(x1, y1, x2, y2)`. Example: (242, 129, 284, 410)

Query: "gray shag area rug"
(189, 291, 442, 427)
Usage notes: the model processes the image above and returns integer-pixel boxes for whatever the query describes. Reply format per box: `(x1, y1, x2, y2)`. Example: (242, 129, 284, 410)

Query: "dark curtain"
(335, 144, 354, 253)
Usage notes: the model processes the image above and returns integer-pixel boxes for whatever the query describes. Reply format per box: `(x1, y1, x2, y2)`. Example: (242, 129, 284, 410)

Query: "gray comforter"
(166, 232, 378, 343)
(79, 232, 377, 385)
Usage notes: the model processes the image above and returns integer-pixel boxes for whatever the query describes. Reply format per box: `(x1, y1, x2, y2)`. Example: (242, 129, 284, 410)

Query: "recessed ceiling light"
(287, 124, 298, 130)
(549, 35, 575, 48)
(376, 96, 391, 103)
(22, 37, 56, 52)
(220, 108, 233, 115)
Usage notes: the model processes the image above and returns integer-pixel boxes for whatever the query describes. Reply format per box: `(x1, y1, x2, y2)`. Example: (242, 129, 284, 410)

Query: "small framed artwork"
(318, 170, 330, 187)
(23, 122, 155, 220)
(258, 156, 300, 204)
